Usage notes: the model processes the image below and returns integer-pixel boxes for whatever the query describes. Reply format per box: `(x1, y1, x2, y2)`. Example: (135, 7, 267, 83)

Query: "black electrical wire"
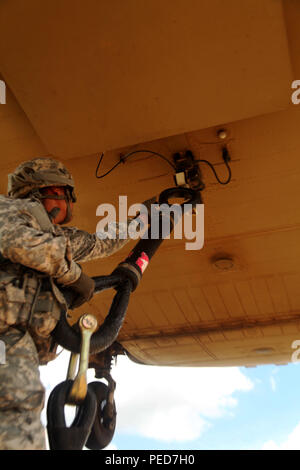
(195, 158, 231, 185)
(95, 153, 122, 179)
(95, 148, 232, 185)
(95, 149, 176, 179)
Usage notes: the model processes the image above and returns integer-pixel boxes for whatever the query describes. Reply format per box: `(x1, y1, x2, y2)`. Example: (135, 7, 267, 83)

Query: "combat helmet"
(7, 157, 76, 202)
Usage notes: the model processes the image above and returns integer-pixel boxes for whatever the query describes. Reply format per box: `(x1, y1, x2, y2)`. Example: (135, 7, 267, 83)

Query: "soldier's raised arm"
(61, 220, 135, 263)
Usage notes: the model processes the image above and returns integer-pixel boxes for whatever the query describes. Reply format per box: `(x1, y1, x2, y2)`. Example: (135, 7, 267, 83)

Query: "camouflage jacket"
(0, 195, 132, 363)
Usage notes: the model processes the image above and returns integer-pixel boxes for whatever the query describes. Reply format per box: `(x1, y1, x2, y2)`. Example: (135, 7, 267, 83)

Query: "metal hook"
(67, 314, 98, 404)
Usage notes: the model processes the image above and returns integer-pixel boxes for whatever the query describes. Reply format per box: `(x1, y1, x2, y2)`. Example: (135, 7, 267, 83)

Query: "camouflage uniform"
(0, 158, 131, 450)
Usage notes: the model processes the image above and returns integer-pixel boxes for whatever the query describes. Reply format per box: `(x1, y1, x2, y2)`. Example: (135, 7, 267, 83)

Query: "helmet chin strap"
(62, 199, 73, 224)
(39, 188, 73, 224)
(48, 207, 61, 221)
(47, 200, 73, 224)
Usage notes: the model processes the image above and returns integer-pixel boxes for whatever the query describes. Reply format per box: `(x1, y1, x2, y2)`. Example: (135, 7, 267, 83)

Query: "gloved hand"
(67, 272, 95, 309)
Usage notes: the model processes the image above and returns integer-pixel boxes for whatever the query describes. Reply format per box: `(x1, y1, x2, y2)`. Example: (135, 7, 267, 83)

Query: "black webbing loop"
(46, 380, 97, 450)
(52, 278, 132, 354)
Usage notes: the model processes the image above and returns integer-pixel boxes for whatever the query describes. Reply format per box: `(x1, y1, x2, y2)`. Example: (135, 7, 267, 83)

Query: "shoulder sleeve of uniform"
(62, 219, 134, 263)
(0, 197, 81, 285)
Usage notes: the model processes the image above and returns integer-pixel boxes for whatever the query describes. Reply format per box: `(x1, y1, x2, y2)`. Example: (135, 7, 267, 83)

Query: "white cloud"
(112, 356, 253, 442)
(270, 376, 276, 392)
(269, 367, 278, 392)
(39, 352, 254, 445)
(262, 422, 300, 450)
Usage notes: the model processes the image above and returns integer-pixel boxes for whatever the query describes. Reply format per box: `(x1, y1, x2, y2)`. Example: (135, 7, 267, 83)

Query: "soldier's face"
(40, 186, 74, 224)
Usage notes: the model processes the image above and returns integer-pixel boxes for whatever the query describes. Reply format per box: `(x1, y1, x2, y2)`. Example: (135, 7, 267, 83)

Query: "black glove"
(67, 272, 95, 309)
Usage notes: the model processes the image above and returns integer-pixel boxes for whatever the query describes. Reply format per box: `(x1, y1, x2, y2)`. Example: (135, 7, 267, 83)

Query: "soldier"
(0, 157, 138, 450)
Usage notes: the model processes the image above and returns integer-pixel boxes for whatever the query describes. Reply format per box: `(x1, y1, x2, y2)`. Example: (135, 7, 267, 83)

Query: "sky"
(39, 348, 300, 451)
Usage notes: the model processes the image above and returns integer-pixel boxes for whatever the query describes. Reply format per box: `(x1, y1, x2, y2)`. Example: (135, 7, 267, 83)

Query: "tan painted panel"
(235, 281, 262, 318)
(121, 324, 300, 367)
(0, 0, 292, 157)
(0, 1, 300, 368)
(119, 274, 300, 340)
(250, 279, 275, 317)
(266, 277, 291, 314)
(0, 81, 47, 168)
(217, 283, 245, 319)
(186, 287, 215, 322)
(283, 274, 300, 312)
(172, 289, 201, 324)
